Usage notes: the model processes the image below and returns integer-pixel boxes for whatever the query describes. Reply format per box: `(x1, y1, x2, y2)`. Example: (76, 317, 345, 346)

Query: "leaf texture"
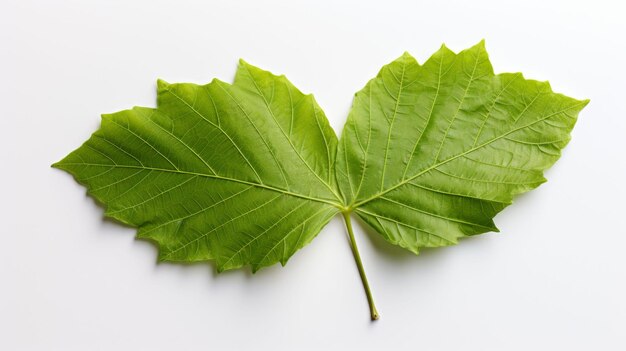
(54, 42, 588, 275)
(335, 41, 588, 253)
(54, 60, 341, 272)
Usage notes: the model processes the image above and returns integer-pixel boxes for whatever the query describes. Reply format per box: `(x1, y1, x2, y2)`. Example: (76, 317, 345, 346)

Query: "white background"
(2, 0, 625, 350)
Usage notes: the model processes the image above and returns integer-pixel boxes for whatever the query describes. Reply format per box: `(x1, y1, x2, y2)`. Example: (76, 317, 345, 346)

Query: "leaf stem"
(341, 211, 380, 321)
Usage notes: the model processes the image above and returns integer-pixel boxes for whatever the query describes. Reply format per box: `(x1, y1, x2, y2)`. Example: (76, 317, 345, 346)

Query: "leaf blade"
(54, 62, 341, 271)
(338, 42, 588, 253)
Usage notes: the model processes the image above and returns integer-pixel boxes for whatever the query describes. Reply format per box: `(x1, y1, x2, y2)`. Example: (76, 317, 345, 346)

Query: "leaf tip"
(398, 51, 417, 64)
(156, 78, 169, 89)
(135, 228, 149, 240)
(51, 157, 70, 170)
(466, 39, 487, 55)
(580, 98, 591, 107)
(156, 249, 171, 263)
(406, 245, 420, 255)
(543, 80, 552, 90)
(437, 43, 455, 56)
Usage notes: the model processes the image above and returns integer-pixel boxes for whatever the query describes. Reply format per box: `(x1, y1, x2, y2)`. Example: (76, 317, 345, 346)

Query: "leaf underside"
(54, 42, 588, 272)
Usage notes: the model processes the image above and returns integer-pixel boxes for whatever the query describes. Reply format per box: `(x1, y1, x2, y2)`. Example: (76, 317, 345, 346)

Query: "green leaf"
(53, 42, 588, 319)
(54, 59, 342, 272)
(336, 41, 588, 254)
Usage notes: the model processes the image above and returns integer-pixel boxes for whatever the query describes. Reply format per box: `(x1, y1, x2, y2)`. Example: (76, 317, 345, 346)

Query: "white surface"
(2, 0, 625, 350)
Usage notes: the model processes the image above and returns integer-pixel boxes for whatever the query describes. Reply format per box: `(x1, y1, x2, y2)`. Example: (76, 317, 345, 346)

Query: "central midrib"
(58, 162, 343, 208)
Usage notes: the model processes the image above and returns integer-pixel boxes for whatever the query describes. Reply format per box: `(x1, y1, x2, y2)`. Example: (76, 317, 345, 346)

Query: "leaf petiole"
(341, 211, 379, 321)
